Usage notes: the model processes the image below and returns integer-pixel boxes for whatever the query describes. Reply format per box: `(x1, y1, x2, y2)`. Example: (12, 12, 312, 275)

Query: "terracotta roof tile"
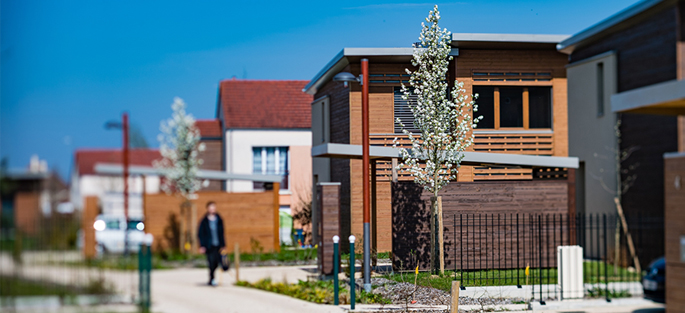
(195, 119, 222, 138)
(75, 149, 161, 176)
(219, 79, 312, 129)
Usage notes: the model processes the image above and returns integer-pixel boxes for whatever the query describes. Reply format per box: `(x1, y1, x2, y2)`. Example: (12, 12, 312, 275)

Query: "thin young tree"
(395, 5, 480, 274)
(155, 97, 205, 254)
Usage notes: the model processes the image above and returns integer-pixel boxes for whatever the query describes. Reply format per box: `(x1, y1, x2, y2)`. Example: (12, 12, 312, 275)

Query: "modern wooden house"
(558, 0, 685, 310)
(305, 34, 579, 269)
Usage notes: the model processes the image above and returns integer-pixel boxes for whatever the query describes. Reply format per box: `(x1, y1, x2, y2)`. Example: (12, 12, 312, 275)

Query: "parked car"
(93, 215, 146, 254)
(642, 256, 665, 303)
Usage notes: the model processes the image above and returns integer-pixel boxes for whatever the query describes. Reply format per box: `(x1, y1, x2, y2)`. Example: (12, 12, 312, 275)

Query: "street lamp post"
(333, 58, 371, 292)
(106, 113, 130, 255)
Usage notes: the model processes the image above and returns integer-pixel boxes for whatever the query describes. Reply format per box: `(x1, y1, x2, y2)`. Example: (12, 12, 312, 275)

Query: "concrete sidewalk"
(151, 266, 344, 313)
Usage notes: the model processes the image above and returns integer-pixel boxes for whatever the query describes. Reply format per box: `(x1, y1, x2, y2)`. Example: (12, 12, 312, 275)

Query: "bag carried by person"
(220, 250, 230, 271)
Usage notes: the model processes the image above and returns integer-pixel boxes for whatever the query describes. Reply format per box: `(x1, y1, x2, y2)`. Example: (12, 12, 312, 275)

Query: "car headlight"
(136, 222, 144, 231)
(93, 220, 106, 231)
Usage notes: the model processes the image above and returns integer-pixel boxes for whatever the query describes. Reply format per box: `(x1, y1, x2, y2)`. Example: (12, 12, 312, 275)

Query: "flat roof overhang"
(452, 33, 569, 50)
(611, 79, 685, 115)
(94, 163, 283, 182)
(312, 143, 579, 169)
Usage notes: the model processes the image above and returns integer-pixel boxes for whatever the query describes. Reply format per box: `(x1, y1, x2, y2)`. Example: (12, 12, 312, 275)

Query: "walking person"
(197, 201, 225, 286)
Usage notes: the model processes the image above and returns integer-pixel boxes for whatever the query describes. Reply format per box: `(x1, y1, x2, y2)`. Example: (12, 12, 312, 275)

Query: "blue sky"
(1, 0, 641, 179)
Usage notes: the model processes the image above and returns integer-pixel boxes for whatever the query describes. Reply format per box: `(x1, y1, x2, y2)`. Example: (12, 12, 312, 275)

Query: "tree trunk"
(430, 196, 445, 274)
(191, 201, 197, 253)
(179, 201, 186, 253)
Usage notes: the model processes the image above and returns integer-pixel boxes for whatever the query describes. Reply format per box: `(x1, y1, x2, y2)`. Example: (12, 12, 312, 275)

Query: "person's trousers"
(205, 246, 221, 282)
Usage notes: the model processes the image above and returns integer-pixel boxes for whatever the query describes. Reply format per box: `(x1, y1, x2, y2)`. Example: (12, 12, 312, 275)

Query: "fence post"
(603, 214, 610, 303)
(139, 234, 153, 313)
(517, 213, 521, 288)
(349, 235, 356, 310)
(460, 214, 464, 290)
(333, 235, 340, 306)
(235, 243, 240, 282)
(538, 215, 545, 305)
(450, 281, 460, 313)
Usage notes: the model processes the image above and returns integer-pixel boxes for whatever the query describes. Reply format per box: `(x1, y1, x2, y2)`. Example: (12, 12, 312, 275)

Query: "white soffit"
(94, 163, 283, 182)
(611, 79, 685, 114)
(312, 143, 579, 169)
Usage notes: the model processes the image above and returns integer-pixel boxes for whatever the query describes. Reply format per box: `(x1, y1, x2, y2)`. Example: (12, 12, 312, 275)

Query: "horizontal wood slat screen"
(370, 134, 555, 181)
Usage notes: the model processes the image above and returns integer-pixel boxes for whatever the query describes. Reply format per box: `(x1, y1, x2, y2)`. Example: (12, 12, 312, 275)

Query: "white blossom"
(394, 5, 482, 196)
(154, 97, 205, 199)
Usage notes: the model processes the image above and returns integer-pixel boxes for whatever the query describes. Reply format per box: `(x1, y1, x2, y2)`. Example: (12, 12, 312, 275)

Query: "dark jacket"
(198, 214, 226, 249)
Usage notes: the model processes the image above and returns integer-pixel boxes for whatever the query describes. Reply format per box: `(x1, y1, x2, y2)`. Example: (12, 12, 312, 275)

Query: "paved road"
(151, 266, 345, 313)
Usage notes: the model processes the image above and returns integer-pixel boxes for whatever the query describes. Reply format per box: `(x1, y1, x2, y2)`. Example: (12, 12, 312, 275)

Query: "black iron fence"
(393, 212, 663, 302)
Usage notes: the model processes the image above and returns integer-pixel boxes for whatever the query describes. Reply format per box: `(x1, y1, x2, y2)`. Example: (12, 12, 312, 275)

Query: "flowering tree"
(155, 97, 205, 253)
(395, 5, 480, 274)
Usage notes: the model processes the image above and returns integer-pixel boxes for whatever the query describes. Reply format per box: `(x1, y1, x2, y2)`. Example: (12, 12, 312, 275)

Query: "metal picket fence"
(444, 212, 662, 302)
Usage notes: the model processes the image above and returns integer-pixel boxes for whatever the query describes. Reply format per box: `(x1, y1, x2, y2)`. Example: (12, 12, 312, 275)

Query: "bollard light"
(333, 235, 340, 306)
(349, 235, 356, 310)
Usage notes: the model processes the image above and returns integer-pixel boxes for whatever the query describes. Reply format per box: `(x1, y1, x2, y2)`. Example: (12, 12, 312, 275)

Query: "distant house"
(216, 79, 313, 243)
(70, 149, 162, 219)
(1, 155, 69, 236)
(558, 0, 685, 308)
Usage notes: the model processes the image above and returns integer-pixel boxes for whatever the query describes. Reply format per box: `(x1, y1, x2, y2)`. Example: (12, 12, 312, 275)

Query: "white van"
(92, 215, 146, 254)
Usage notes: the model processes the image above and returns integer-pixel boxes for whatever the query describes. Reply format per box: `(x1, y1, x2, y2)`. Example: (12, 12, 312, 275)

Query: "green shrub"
(236, 278, 389, 305)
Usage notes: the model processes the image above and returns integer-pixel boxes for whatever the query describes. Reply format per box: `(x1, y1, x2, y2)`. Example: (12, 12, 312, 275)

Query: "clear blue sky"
(1, 0, 641, 180)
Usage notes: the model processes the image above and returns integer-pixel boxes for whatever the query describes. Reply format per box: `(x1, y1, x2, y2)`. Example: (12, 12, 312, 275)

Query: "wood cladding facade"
(144, 191, 279, 253)
(198, 139, 223, 191)
(392, 181, 569, 271)
(317, 183, 340, 276)
(314, 47, 570, 254)
(665, 155, 685, 313)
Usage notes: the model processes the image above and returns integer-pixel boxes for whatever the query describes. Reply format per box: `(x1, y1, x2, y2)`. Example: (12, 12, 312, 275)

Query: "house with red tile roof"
(70, 149, 162, 218)
(217, 78, 313, 244)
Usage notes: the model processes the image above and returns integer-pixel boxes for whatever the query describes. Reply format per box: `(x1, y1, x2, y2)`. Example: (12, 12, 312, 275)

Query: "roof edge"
(558, 0, 665, 54)
(453, 33, 570, 43)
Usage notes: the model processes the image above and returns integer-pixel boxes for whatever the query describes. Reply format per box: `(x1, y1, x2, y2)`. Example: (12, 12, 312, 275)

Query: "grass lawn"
(0, 275, 113, 297)
(383, 261, 641, 293)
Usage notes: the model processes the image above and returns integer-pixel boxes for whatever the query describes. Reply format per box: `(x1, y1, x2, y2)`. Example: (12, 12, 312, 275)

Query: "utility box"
(557, 245, 583, 299)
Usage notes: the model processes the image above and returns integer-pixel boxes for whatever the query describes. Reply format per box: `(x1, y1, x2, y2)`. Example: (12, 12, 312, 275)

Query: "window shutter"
(394, 87, 420, 134)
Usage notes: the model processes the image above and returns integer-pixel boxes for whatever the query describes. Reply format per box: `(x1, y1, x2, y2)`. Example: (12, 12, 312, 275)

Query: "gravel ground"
(357, 277, 527, 307)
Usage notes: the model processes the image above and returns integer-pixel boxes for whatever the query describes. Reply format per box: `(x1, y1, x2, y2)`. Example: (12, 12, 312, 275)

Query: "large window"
(474, 86, 552, 130)
(253, 147, 289, 190)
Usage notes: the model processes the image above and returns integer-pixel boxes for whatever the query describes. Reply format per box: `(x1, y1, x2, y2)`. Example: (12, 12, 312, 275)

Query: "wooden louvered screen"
(370, 133, 557, 181)
(393, 87, 420, 134)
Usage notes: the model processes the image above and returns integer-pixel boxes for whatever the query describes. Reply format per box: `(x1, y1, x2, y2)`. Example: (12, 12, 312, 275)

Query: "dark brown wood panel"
(456, 49, 568, 79)
(317, 183, 341, 276)
(664, 155, 685, 312)
(392, 180, 569, 271)
(569, 5, 678, 92)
